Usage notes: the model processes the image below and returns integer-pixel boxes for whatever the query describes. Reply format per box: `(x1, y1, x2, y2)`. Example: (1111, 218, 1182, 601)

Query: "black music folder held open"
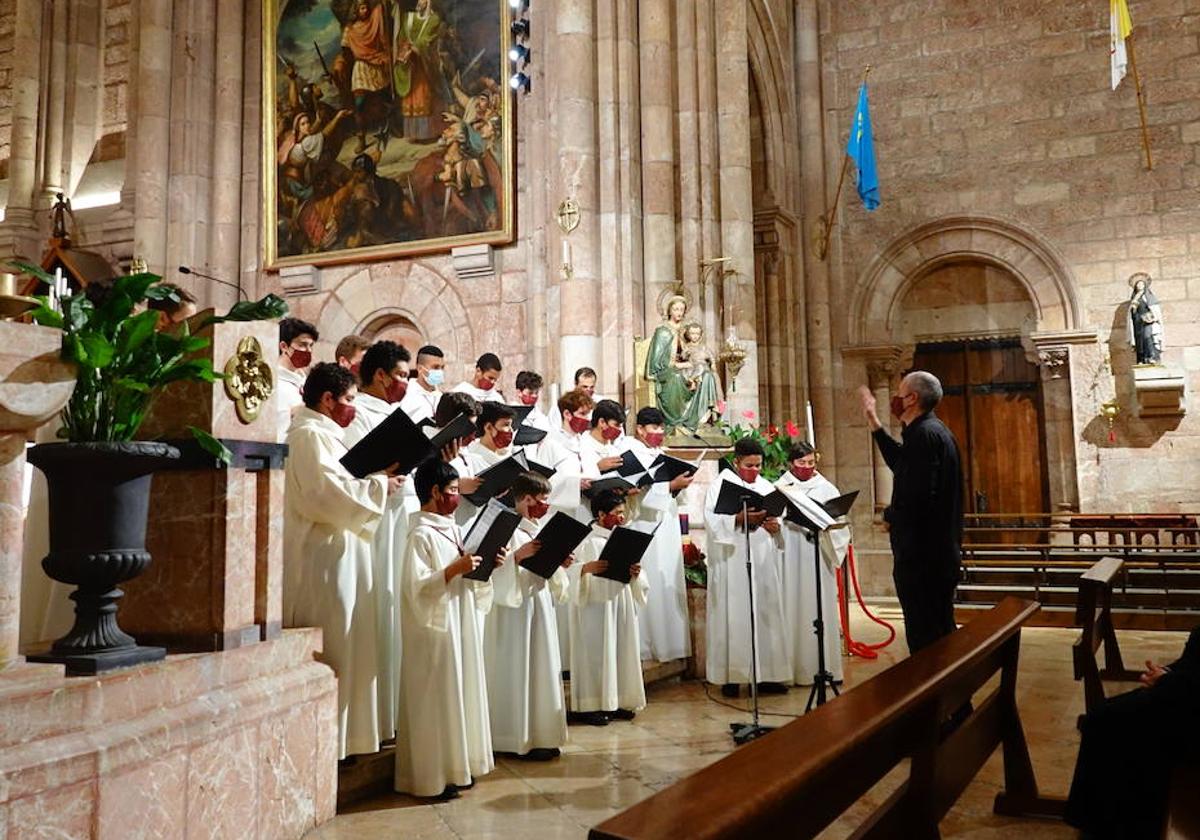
(464, 455, 530, 507)
(594, 523, 659, 584)
(521, 512, 591, 579)
(820, 489, 860, 519)
(650, 451, 705, 482)
(462, 499, 522, 582)
(339, 407, 434, 478)
(425, 413, 477, 450)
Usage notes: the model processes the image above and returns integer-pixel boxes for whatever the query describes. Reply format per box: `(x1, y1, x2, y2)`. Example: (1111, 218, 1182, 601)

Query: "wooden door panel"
(968, 391, 1045, 517)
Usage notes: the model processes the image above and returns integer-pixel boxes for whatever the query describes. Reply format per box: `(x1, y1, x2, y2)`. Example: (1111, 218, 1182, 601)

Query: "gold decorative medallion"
(223, 336, 275, 424)
(556, 197, 581, 234)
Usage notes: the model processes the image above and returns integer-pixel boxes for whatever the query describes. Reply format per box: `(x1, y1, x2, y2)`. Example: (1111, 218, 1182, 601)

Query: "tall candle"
(806, 400, 816, 450)
(0, 274, 13, 297)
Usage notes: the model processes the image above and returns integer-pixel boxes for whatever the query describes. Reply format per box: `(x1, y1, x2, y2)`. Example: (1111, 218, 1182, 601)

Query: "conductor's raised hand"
(858, 385, 882, 431)
(513, 540, 541, 564)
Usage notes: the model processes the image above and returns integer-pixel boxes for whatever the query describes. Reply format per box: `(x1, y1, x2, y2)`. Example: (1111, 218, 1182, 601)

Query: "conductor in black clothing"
(1065, 626, 1200, 837)
(859, 372, 964, 655)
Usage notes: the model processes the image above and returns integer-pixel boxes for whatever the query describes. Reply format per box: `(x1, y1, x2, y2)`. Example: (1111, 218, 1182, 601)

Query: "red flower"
(767, 424, 779, 442)
(785, 420, 800, 437)
(716, 399, 726, 415)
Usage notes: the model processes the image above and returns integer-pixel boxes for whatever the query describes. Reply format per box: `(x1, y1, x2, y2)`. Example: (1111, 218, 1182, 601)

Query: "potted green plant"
(18, 264, 286, 674)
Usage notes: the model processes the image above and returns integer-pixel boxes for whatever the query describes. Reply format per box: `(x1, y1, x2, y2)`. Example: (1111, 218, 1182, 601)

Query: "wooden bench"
(1071, 558, 1142, 724)
(589, 598, 1062, 840)
(1166, 763, 1200, 839)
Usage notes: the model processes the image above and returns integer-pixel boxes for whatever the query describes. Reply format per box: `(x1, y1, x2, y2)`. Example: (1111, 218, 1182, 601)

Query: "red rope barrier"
(837, 543, 895, 658)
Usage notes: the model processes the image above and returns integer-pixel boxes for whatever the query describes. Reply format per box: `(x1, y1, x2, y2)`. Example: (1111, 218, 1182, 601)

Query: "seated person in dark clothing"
(1066, 625, 1200, 838)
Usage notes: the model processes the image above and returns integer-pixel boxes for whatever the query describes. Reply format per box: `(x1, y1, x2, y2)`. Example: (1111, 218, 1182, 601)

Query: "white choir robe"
(284, 408, 388, 758)
(703, 471, 793, 686)
(343, 392, 418, 740)
(619, 438, 693, 662)
(398, 383, 442, 425)
(569, 526, 649, 713)
(275, 365, 305, 443)
(447, 449, 485, 530)
(450, 381, 504, 403)
(484, 518, 570, 754)
(393, 512, 495, 796)
(512, 402, 552, 432)
(775, 471, 850, 684)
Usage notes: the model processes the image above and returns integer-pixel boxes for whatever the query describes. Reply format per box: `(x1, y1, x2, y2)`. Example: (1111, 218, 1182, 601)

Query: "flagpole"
(1125, 32, 1153, 170)
(819, 65, 871, 261)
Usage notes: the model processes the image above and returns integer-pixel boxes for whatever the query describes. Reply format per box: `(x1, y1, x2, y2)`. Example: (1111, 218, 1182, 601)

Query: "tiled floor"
(309, 606, 1191, 839)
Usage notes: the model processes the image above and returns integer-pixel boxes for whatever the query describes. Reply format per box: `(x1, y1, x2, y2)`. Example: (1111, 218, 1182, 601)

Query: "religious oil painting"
(263, 0, 514, 268)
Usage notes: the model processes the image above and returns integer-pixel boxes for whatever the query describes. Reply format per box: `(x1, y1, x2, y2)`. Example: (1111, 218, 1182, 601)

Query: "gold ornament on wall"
(556, 197, 581, 234)
(223, 336, 275, 424)
(1100, 398, 1120, 444)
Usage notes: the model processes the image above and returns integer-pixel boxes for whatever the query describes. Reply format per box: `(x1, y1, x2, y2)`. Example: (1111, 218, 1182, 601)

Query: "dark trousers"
(891, 552, 958, 655)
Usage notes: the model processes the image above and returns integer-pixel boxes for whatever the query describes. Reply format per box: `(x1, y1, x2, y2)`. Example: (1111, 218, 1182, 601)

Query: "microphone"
(178, 265, 246, 301)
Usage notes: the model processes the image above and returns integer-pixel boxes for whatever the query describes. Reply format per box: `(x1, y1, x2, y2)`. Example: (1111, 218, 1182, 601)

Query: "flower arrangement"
(716, 410, 807, 481)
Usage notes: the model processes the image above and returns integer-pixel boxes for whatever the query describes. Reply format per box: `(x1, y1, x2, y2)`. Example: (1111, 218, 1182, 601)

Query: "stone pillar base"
(0, 629, 336, 839)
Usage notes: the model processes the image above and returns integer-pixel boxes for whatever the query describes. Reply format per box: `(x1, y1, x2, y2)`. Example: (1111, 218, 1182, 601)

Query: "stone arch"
(746, 0, 798, 212)
(849, 215, 1081, 345)
(316, 260, 474, 365)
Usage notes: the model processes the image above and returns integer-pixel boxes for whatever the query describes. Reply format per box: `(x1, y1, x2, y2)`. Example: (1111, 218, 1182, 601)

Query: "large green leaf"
(189, 426, 233, 466)
(8, 260, 54, 286)
(78, 334, 115, 368)
(116, 309, 160, 356)
(202, 294, 289, 326)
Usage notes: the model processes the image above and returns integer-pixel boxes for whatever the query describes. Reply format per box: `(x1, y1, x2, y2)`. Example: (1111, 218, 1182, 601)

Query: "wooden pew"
(1072, 557, 1142, 722)
(1166, 764, 1200, 839)
(589, 598, 1062, 840)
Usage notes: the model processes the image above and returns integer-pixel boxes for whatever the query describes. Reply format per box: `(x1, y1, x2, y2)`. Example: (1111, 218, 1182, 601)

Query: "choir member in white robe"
(283, 363, 399, 758)
(275, 317, 317, 442)
(342, 340, 413, 740)
(433, 392, 485, 529)
(450, 352, 505, 404)
(573, 366, 599, 401)
(485, 472, 573, 759)
(703, 437, 793, 694)
(619, 407, 694, 662)
(568, 492, 648, 725)
(775, 442, 850, 685)
(393, 459, 498, 799)
(334, 334, 372, 375)
(512, 370, 552, 432)
(398, 344, 446, 424)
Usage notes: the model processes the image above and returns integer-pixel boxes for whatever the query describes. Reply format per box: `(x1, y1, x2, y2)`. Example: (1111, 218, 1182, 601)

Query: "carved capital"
(843, 344, 906, 389)
(1036, 347, 1070, 379)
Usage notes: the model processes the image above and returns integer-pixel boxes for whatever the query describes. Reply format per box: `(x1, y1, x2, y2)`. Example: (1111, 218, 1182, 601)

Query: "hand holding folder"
(594, 523, 659, 584)
(521, 512, 591, 579)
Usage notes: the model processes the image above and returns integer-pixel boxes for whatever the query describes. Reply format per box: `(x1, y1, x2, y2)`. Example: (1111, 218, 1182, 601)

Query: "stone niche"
(1132, 365, 1187, 418)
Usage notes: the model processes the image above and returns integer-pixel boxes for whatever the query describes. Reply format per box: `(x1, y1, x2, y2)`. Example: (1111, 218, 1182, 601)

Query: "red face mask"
(527, 500, 550, 520)
(493, 428, 514, 448)
(599, 512, 624, 530)
(567, 415, 590, 434)
(384, 377, 408, 403)
(793, 465, 816, 481)
(737, 466, 761, 485)
(477, 377, 496, 391)
(460, 432, 477, 447)
(519, 392, 539, 406)
(330, 402, 356, 428)
(349, 361, 361, 378)
(436, 490, 461, 517)
(889, 395, 907, 420)
(643, 431, 665, 449)
(289, 348, 312, 369)
(600, 425, 622, 442)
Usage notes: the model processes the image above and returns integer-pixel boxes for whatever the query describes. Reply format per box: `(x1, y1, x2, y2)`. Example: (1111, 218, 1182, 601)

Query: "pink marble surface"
(256, 470, 285, 638)
(0, 630, 337, 839)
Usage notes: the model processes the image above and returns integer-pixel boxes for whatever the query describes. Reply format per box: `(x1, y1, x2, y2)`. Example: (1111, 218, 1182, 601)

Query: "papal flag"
(1110, 0, 1133, 90)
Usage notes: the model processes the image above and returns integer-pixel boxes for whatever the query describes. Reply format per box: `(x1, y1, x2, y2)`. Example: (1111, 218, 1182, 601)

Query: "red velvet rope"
(837, 542, 896, 659)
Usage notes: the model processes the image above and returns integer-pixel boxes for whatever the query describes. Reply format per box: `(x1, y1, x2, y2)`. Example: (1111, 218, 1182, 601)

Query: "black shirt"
(872, 411, 964, 568)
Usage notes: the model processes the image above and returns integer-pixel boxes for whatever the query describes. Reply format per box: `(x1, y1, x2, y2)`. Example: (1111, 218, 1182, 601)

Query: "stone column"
(41, 0, 69, 199)
(0, 434, 27, 670)
(61, 0, 104, 197)
(239, 0, 263, 298)
(206, 0, 244, 309)
(639, 0, 676, 325)
(0, 0, 45, 258)
(129, 0, 174, 274)
(864, 351, 903, 515)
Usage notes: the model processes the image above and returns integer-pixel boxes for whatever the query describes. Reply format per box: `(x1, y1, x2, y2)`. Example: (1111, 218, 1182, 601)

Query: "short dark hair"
(591, 399, 625, 428)
(415, 458, 459, 504)
(335, 334, 372, 363)
(360, 340, 409, 386)
(558, 388, 594, 416)
(476, 352, 502, 373)
(435, 391, 480, 426)
(734, 437, 764, 459)
(515, 370, 543, 391)
(416, 344, 444, 364)
(636, 407, 665, 427)
(477, 401, 516, 434)
(574, 366, 597, 383)
(280, 317, 319, 346)
(590, 489, 625, 518)
(787, 441, 816, 461)
(511, 471, 551, 501)
(301, 362, 354, 408)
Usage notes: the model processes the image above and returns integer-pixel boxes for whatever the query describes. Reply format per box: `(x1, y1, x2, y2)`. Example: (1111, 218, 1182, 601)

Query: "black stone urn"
(26, 441, 180, 675)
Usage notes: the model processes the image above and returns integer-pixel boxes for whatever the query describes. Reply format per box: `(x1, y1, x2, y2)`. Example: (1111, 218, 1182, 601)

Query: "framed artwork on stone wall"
(262, 0, 515, 268)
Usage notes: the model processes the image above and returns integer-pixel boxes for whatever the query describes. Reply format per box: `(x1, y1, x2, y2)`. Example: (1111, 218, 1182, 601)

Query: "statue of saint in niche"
(645, 294, 722, 431)
(1127, 272, 1163, 365)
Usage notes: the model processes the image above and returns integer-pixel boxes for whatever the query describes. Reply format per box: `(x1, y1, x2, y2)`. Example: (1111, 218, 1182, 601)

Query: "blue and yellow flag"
(846, 83, 879, 211)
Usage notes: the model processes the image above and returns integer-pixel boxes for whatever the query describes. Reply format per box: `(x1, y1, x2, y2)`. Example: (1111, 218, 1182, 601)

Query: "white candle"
(806, 399, 816, 450)
(0, 273, 13, 297)
(561, 238, 570, 266)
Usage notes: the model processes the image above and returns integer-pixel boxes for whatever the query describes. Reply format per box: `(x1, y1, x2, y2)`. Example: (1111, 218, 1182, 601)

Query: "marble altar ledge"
(0, 628, 338, 839)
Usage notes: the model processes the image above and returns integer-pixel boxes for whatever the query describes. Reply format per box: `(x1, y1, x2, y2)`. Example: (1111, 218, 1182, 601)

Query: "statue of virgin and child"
(645, 294, 723, 432)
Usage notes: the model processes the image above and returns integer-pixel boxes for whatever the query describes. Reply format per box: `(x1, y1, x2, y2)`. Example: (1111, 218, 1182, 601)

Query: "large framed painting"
(263, 0, 515, 269)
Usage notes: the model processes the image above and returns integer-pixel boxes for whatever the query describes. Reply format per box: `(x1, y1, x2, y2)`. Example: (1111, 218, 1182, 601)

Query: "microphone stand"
(805, 526, 840, 712)
(730, 498, 775, 745)
(178, 265, 246, 301)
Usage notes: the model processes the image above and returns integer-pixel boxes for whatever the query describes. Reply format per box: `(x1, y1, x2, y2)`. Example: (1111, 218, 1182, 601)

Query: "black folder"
(820, 489, 859, 519)
(521, 512, 591, 579)
(514, 425, 548, 446)
(518, 451, 556, 479)
(339, 408, 434, 478)
(510, 404, 536, 426)
(594, 524, 658, 584)
(712, 478, 768, 516)
(604, 449, 650, 478)
(462, 500, 522, 582)
(464, 455, 530, 507)
(650, 452, 703, 482)
(582, 474, 643, 498)
(425, 413, 477, 450)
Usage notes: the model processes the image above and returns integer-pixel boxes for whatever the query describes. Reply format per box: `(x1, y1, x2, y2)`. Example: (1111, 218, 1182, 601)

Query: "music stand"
(804, 527, 839, 711)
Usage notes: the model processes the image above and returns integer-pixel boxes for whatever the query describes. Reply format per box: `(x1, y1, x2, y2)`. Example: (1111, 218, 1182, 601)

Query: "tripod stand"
(805, 527, 839, 712)
(730, 499, 775, 745)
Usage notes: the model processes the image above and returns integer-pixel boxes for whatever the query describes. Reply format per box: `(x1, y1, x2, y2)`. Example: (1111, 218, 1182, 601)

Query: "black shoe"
(337, 755, 358, 768)
(607, 709, 636, 721)
(756, 682, 788, 695)
(721, 683, 740, 698)
(434, 784, 460, 801)
(519, 748, 561, 761)
(568, 711, 609, 726)
(458, 779, 475, 790)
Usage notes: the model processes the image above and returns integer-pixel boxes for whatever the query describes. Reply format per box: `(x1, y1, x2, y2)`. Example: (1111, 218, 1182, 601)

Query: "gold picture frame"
(262, 0, 515, 269)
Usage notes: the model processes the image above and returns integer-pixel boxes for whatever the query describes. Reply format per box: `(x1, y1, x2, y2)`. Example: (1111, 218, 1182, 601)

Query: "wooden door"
(911, 339, 1049, 530)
